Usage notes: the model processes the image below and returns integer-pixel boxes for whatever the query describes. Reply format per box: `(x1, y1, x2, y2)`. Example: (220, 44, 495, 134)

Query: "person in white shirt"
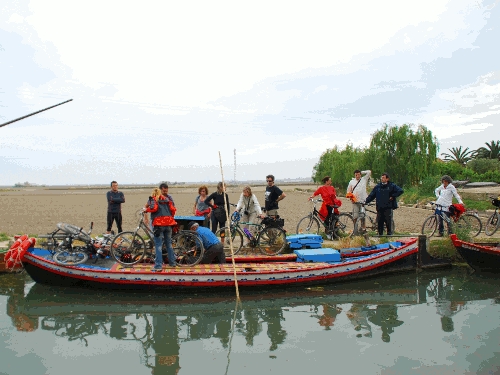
(234, 186, 263, 244)
(347, 170, 371, 231)
(435, 175, 463, 236)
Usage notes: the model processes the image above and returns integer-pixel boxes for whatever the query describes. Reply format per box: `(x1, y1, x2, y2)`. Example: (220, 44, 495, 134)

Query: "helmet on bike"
(441, 175, 452, 183)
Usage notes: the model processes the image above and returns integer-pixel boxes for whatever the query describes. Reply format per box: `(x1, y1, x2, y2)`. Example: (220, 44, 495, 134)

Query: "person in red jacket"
(145, 183, 177, 270)
(309, 176, 340, 238)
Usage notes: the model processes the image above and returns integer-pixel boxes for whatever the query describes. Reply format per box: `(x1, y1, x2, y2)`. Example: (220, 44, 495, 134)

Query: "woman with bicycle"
(234, 186, 263, 244)
(435, 175, 464, 237)
(309, 176, 340, 230)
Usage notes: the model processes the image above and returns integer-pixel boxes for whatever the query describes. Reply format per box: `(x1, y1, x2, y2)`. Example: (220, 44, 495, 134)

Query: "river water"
(0, 268, 499, 375)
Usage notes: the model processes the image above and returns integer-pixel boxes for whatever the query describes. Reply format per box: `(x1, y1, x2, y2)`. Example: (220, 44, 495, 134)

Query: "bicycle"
(110, 210, 205, 266)
(39, 222, 115, 266)
(295, 198, 354, 239)
(485, 196, 500, 236)
(421, 202, 482, 237)
(216, 208, 287, 256)
(353, 203, 395, 235)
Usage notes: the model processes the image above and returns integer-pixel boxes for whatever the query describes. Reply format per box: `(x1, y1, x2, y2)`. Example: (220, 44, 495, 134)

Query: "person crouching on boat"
(188, 221, 226, 264)
(145, 183, 178, 270)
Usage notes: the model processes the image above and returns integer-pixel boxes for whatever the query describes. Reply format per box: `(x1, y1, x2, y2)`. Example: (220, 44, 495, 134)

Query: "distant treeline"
(312, 124, 500, 193)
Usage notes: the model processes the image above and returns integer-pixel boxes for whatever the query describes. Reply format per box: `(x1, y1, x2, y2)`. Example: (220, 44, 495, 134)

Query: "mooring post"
(417, 235, 427, 268)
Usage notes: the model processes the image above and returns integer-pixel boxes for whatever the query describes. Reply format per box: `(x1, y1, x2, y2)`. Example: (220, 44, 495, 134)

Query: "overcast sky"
(1, 0, 499, 185)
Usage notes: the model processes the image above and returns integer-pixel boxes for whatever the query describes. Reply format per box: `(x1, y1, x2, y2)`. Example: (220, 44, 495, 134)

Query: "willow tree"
(365, 124, 438, 187)
(312, 143, 366, 189)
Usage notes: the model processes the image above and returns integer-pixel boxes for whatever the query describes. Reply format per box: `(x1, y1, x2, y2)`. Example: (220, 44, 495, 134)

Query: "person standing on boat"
(263, 174, 286, 218)
(346, 169, 371, 233)
(234, 186, 262, 243)
(309, 176, 339, 239)
(434, 175, 463, 237)
(106, 181, 125, 234)
(188, 221, 226, 264)
(145, 183, 177, 270)
(193, 185, 211, 217)
(364, 173, 403, 236)
(204, 182, 230, 234)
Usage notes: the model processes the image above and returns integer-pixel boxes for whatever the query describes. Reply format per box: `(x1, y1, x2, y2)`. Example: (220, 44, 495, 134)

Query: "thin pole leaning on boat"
(219, 151, 240, 301)
(0, 99, 73, 128)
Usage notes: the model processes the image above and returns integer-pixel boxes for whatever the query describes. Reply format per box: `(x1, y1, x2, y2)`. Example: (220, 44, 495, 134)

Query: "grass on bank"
(401, 186, 495, 211)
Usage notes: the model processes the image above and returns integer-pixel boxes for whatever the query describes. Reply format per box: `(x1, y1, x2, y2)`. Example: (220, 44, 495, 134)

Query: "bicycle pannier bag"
(262, 216, 285, 228)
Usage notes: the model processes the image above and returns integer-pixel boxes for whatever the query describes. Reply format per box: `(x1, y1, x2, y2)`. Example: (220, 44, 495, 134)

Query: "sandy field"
(0, 184, 477, 237)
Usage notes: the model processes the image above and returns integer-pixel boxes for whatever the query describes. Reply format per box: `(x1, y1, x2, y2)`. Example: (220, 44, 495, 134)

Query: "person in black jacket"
(364, 173, 403, 235)
(204, 182, 230, 234)
(106, 181, 125, 234)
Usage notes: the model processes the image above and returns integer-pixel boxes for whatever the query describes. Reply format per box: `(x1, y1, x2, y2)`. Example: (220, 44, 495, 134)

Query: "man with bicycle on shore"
(434, 175, 463, 237)
(364, 172, 403, 236)
(347, 170, 371, 233)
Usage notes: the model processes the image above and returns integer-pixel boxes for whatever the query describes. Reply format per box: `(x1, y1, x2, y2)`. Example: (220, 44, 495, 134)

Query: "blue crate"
(294, 248, 341, 263)
(287, 234, 323, 244)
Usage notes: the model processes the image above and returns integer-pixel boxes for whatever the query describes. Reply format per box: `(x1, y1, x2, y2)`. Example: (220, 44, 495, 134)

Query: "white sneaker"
(326, 234, 332, 240)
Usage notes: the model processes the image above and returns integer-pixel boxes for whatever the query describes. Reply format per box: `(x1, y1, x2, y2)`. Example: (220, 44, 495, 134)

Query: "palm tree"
(441, 146, 474, 166)
(475, 140, 500, 160)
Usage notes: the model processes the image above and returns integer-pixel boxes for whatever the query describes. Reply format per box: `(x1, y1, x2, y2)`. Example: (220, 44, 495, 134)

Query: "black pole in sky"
(0, 99, 73, 128)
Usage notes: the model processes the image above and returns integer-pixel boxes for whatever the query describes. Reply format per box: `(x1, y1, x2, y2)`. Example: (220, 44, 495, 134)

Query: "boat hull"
(22, 239, 420, 290)
(451, 235, 500, 273)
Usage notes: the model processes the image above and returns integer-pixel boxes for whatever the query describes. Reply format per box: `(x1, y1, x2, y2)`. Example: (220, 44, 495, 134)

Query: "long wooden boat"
(451, 234, 500, 273)
(20, 238, 428, 290)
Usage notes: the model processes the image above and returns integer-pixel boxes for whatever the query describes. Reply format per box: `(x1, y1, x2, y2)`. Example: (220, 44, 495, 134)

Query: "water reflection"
(2, 269, 500, 374)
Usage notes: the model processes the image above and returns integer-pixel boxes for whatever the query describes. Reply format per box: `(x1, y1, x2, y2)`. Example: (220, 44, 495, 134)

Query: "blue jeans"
(436, 209, 451, 234)
(153, 226, 175, 267)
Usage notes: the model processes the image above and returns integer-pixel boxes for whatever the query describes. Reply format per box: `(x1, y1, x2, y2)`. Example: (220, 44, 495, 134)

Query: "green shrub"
(467, 159, 500, 174)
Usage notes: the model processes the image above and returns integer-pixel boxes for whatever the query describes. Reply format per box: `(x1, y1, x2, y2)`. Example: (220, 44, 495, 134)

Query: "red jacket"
(312, 185, 340, 219)
(145, 195, 177, 227)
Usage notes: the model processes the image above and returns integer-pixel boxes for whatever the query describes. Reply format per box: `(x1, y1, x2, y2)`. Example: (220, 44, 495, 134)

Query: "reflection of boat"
(451, 234, 500, 273)
(21, 239, 426, 290)
(5, 269, 500, 374)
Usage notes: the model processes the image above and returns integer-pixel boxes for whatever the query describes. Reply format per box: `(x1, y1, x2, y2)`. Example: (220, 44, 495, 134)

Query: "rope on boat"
(218, 151, 240, 301)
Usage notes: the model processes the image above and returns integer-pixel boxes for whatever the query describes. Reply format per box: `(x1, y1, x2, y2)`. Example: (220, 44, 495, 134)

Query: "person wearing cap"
(187, 221, 226, 265)
(364, 172, 404, 235)
(435, 175, 463, 237)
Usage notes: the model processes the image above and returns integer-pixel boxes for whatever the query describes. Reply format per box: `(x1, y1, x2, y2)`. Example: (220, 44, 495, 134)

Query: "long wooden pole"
(219, 151, 240, 301)
(0, 99, 73, 128)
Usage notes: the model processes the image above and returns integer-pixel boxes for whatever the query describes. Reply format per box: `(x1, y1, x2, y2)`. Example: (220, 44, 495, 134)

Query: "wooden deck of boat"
(110, 260, 328, 274)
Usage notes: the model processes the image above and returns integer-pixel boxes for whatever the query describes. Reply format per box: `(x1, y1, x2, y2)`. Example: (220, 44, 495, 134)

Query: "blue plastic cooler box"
(287, 234, 323, 249)
(294, 248, 341, 263)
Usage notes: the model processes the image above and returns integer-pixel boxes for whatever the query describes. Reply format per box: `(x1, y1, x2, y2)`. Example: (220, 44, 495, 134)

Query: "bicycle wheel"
(172, 230, 204, 266)
(334, 213, 355, 239)
(215, 227, 243, 256)
(421, 215, 438, 237)
(456, 214, 482, 237)
(110, 232, 146, 265)
(53, 250, 88, 266)
(296, 215, 321, 235)
(258, 227, 287, 255)
(485, 213, 499, 236)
